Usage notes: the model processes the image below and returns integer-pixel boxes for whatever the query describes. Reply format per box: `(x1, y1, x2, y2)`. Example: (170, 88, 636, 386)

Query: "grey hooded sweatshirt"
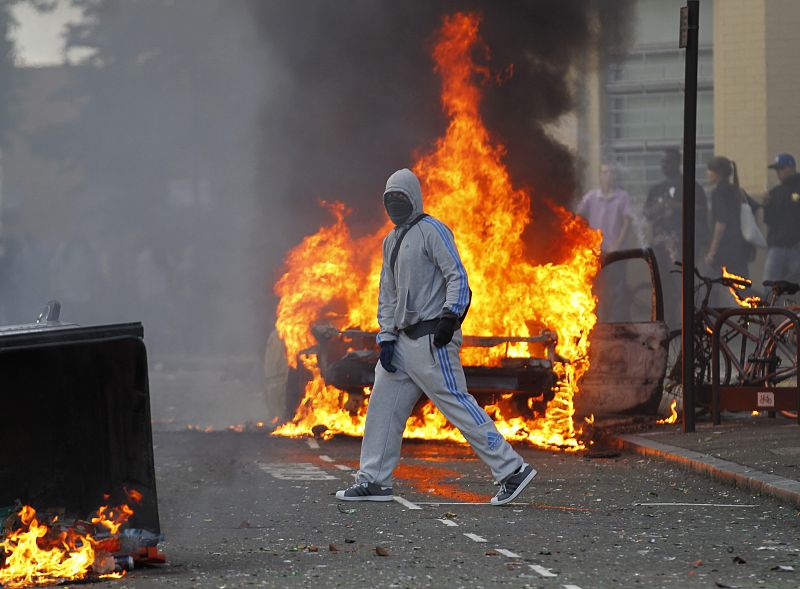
(377, 168, 470, 344)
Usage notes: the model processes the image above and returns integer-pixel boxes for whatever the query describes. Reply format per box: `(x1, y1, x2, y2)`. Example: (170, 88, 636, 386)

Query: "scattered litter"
(485, 549, 498, 556)
(375, 546, 390, 557)
(772, 565, 794, 572)
(0, 501, 165, 587)
(732, 556, 746, 564)
(237, 520, 251, 529)
(337, 505, 356, 515)
(441, 512, 458, 519)
(693, 560, 703, 567)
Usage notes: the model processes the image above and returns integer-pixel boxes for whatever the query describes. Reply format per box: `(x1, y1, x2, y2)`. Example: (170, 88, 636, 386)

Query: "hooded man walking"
(336, 168, 536, 506)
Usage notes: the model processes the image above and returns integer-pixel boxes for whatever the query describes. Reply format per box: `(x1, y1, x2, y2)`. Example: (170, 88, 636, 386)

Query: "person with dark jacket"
(703, 156, 751, 278)
(763, 153, 800, 286)
(644, 149, 709, 327)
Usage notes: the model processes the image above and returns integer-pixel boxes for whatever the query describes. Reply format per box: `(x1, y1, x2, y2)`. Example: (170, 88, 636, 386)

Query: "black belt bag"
(402, 319, 440, 340)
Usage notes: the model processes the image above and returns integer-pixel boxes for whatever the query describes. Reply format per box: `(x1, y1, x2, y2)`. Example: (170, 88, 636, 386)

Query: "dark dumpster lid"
(0, 322, 144, 350)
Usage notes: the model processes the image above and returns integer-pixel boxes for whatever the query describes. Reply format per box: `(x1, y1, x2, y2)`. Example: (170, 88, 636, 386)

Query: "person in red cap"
(763, 153, 800, 288)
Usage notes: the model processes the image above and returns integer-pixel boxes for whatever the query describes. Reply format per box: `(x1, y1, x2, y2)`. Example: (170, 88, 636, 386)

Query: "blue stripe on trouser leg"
(359, 333, 525, 487)
(441, 344, 486, 425)
(435, 345, 485, 426)
(444, 346, 489, 425)
(424, 340, 522, 481)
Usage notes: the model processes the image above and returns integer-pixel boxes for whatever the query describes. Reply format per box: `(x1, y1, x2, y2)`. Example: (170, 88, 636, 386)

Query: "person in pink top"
(576, 163, 633, 322)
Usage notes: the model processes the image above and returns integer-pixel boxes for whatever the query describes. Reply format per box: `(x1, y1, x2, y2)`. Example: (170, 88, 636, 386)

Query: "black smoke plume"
(249, 0, 635, 265)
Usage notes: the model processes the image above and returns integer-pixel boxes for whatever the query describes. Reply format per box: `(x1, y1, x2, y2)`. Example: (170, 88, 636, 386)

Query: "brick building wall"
(713, 0, 768, 195)
(715, 0, 800, 194)
(765, 0, 800, 188)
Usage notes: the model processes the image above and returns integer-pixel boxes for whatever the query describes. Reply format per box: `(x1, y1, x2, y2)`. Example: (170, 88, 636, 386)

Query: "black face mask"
(384, 193, 413, 225)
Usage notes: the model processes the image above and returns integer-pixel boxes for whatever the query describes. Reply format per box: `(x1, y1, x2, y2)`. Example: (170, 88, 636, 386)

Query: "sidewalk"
(609, 416, 800, 508)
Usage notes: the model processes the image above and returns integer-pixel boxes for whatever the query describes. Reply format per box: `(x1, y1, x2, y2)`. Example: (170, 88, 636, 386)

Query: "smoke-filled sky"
(2, 0, 634, 364)
(250, 0, 634, 262)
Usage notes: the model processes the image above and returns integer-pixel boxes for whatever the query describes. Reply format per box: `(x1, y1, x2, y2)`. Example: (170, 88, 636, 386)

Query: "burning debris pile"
(0, 492, 164, 589)
(272, 13, 602, 451)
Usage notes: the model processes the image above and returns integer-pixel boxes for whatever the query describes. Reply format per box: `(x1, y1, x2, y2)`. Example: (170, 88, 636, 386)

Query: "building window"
(604, 45, 714, 201)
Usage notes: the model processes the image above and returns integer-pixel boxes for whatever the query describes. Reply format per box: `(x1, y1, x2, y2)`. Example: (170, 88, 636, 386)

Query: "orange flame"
(0, 499, 137, 588)
(273, 12, 601, 451)
(90, 504, 134, 536)
(656, 400, 678, 424)
(721, 266, 761, 308)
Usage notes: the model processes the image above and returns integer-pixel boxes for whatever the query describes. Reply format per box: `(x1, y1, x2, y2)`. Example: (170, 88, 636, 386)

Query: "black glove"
(433, 314, 459, 348)
(379, 341, 397, 373)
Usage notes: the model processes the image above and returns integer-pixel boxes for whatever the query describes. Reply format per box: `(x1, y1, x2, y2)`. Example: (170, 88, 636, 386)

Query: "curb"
(612, 434, 800, 509)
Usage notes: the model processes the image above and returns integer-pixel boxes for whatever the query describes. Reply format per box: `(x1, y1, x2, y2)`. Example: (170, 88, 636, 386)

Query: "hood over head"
(383, 168, 424, 221)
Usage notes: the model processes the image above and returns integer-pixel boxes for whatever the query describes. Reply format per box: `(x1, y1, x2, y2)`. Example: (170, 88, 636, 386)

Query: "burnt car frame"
(266, 248, 670, 421)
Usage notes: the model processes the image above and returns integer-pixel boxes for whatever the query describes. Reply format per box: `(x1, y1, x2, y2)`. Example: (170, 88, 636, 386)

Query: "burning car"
(264, 13, 671, 451)
(265, 246, 670, 440)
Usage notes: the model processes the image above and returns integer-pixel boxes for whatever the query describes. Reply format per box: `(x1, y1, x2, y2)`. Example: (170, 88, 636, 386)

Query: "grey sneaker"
(490, 463, 537, 506)
(336, 481, 393, 502)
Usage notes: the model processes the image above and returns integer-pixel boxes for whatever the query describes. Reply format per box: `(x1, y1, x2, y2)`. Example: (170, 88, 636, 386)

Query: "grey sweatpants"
(357, 329, 525, 487)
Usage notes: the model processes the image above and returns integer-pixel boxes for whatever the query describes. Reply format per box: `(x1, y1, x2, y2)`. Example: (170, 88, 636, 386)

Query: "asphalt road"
(92, 430, 800, 589)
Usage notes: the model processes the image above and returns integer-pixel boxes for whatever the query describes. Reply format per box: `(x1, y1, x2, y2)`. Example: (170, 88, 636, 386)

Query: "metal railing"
(711, 307, 800, 425)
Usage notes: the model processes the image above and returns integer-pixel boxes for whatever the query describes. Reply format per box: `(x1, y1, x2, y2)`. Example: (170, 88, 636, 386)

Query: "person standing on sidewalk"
(703, 156, 751, 277)
(336, 168, 536, 506)
(644, 149, 709, 328)
(576, 163, 633, 322)
(763, 153, 800, 286)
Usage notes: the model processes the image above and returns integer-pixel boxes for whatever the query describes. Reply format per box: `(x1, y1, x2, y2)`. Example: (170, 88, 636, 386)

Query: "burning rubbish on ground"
(0, 490, 165, 589)
(270, 12, 603, 452)
(656, 400, 679, 425)
(0, 319, 165, 587)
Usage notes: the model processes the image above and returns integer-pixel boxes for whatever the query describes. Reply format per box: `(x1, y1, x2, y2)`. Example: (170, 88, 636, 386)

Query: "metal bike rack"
(711, 307, 800, 425)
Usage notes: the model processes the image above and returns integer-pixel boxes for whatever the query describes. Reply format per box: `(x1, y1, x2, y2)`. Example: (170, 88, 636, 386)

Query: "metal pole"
(681, 0, 699, 432)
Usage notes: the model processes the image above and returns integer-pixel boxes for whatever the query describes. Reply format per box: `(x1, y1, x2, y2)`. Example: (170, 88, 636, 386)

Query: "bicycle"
(757, 279, 800, 418)
(662, 267, 799, 418)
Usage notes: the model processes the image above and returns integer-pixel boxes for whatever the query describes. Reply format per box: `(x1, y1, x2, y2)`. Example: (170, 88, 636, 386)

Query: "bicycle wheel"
(757, 317, 799, 419)
(664, 326, 732, 401)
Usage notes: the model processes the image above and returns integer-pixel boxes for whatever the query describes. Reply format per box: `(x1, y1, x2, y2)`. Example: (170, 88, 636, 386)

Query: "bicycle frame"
(711, 307, 800, 425)
(693, 271, 797, 387)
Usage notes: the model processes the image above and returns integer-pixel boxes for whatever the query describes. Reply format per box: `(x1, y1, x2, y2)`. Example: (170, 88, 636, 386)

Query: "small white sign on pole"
(757, 391, 775, 408)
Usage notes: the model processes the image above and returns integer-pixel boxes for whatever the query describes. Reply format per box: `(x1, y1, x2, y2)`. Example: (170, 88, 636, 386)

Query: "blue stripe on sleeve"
(422, 217, 468, 314)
